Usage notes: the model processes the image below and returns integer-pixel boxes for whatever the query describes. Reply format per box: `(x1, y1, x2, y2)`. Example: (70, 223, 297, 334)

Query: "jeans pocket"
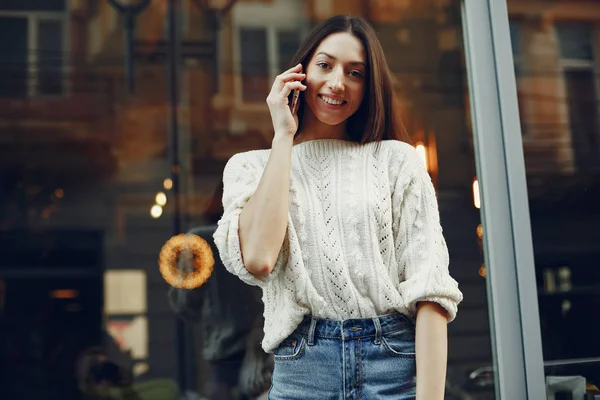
(380, 327, 416, 358)
(273, 334, 306, 361)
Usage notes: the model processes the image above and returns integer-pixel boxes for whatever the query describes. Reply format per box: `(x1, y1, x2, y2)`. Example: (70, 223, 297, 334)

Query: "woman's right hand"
(266, 63, 307, 138)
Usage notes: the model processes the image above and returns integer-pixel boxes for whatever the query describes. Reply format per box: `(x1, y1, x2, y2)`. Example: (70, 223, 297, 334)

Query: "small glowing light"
(51, 289, 79, 299)
(473, 178, 481, 209)
(415, 143, 428, 169)
(150, 205, 163, 218)
(155, 192, 167, 206)
(41, 208, 52, 219)
(561, 299, 571, 316)
(163, 178, 173, 190)
(478, 264, 486, 278)
(54, 188, 64, 198)
(476, 224, 483, 239)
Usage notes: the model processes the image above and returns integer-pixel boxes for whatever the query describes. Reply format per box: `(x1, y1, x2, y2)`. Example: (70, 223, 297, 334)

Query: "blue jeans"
(268, 313, 417, 400)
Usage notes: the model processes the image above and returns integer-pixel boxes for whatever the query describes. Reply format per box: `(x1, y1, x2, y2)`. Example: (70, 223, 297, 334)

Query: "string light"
(158, 234, 214, 289)
(155, 192, 167, 206)
(150, 205, 163, 218)
(473, 178, 481, 209)
(479, 264, 486, 278)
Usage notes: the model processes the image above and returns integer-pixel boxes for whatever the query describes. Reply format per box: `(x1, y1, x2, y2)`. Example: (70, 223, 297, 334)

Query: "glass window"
(0, 1, 502, 399)
(509, 5, 600, 397)
(508, 19, 529, 137)
(564, 69, 600, 171)
(239, 27, 269, 102)
(0, 17, 28, 97)
(37, 19, 64, 95)
(0, 0, 65, 12)
(238, 27, 302, 103)
(277, 30, 301, 71)
(556, 24, 594, 61)
(0, 13, 66, 98)
(509, 20, 523, 75)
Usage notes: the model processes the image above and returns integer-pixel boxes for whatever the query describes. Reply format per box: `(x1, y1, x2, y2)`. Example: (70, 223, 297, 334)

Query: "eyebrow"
(315, 51, 366, 67)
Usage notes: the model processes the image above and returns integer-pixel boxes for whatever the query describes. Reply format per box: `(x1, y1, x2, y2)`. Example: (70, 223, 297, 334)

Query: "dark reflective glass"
(509, 2, 600, 397)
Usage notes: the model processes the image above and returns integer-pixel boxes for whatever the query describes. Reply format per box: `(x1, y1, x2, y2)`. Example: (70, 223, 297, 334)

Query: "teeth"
(321, 96, 343, 105)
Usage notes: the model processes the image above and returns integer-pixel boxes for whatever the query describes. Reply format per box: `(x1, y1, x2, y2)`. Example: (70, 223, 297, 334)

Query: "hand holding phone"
(266, 63, 306, 137)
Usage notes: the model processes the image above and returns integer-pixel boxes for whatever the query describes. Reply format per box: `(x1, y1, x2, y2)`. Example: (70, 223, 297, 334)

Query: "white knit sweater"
(214, 139, 463, 353)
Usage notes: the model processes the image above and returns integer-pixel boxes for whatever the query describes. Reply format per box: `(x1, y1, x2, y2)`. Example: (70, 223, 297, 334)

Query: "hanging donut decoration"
(158, 233, 215, 289)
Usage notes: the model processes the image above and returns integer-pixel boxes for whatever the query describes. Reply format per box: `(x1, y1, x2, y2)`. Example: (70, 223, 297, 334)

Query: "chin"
(315, 114, 347, 126)
(305, 98, 356, 127)
(313, 107, 354, 125)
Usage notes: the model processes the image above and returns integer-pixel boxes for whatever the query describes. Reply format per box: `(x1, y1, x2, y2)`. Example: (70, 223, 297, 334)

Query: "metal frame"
(462, 0, 546, 398)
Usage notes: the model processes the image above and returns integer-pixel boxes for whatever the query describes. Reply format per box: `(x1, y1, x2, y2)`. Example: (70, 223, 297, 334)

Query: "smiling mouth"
(318, 95, 346, 106)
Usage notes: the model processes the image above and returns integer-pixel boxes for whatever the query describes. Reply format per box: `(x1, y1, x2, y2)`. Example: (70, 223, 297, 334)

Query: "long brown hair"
(290, 15, 410, 144)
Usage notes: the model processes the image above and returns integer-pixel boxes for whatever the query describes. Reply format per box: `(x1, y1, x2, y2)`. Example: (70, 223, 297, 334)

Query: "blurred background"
(0, 0, 598, 399)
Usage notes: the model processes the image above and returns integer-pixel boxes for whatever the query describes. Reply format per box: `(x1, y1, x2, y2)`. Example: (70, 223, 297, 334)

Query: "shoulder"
(374, 140, 424, 176)
(224, 149, 270, 173)
(227, 149, 270, 166)
(221, 149, 270, 187)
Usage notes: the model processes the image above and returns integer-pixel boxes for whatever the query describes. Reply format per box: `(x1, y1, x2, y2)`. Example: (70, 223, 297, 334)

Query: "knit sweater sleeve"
(213, 152, 289, 287)
(393, 152, 463, 322)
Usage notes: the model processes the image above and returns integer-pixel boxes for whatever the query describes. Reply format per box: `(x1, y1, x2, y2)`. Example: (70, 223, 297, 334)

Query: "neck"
(296, 109, 348, 144)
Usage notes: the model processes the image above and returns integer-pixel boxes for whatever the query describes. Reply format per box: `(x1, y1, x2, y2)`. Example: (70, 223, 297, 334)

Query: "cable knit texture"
(214, 139, 463, 353)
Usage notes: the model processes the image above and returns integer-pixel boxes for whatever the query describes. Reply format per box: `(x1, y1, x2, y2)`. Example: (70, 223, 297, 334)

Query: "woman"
(214, 15, 463, 399)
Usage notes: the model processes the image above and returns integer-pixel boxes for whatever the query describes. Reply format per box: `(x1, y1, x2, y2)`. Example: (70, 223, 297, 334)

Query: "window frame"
(462, 0, 546, 398)
(0, 8, 70, 98)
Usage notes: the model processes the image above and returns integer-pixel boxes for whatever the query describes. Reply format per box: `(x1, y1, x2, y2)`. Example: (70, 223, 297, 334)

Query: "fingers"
(280, 81, 306, 102)
(272, 63, 305, 91)
(279, 72, 306, 83)
(273, 72, 305, 92)
(266, 64, 306, 108)
(285, 63, 303, 74)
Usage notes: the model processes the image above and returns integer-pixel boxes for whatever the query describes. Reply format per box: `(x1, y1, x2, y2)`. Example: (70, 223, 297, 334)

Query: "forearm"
(415, 301, 448, 400)
(239, 134, 294, 277)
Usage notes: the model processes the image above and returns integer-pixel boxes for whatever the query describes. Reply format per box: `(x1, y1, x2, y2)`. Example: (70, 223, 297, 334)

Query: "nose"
(327, 67, 345, 92)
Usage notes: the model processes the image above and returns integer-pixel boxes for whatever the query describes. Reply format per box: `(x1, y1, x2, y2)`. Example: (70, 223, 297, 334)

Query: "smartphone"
(291, 88, 300, 114)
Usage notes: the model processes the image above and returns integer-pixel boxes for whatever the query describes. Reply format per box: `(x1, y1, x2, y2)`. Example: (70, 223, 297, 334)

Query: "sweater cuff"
(399, 270, 462, 322)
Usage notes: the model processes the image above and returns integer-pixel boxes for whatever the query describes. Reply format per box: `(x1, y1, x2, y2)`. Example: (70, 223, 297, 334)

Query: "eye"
(349, 70, 364, 78)
(316, 62, 329, 69)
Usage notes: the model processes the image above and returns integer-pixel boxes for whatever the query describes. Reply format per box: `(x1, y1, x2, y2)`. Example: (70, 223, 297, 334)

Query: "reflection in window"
(240, 28, 269, 102)
(556, 23, 599, 171)
(37, 19, 64, 95)
(507, 7, 600, 391)
(238, 26, 301, 103)
(0, 12, 66, 98)
(277, 30, 301, 71)
(0, 17, 28, 97)
(508, 20, 529, 137)
(509, 20, 523, 76)
(104, 270, 149, 376)
(556, 25, 594, 61)
(0, 0, 66, 12)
